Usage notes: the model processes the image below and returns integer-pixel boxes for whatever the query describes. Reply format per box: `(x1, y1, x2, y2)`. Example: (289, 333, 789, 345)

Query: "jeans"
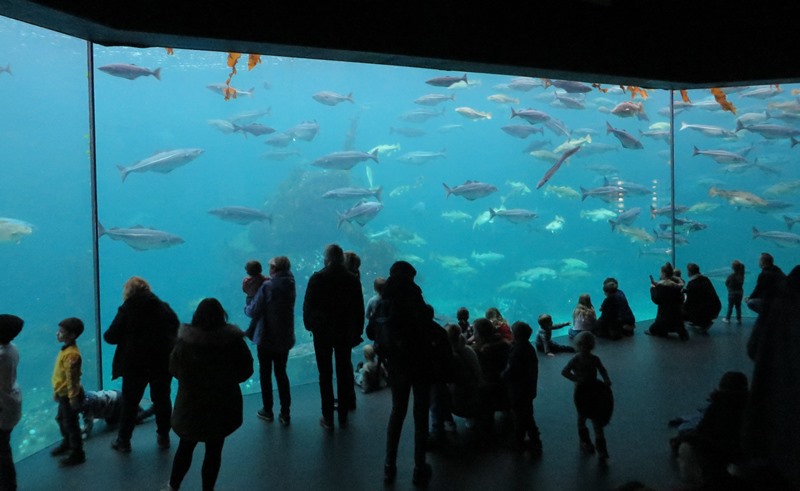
(0, 429, 16, 491)
(429, 382, 454, 433)
(169, 437, 225, 491)
(118, 374, 172, 441)
(313, 337, 353, 421)
(257, 347, 291, 416)
(726, 292, 743, 321)
(385, 367, 430, 468)
(56, 396, 83, 455)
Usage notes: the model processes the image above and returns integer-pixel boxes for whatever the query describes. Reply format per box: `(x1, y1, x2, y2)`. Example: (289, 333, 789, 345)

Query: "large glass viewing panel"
(1, 17, 95, 459)
(5, 14, 800, 463)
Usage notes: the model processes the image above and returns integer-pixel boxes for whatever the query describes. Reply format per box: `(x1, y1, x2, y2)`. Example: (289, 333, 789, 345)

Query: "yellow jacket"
(52, 344, 83, 400)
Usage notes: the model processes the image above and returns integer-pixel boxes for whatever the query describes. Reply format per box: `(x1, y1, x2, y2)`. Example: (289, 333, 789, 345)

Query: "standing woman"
(104, 276, 179, 452)
(0, 314, 23, 491)
(167, 298, 253, 491)
(244, 256, 296, 425)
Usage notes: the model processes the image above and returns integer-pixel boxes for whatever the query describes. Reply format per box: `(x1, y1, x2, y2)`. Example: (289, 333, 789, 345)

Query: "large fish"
(286, 121, 320, 142)
(506, 77, 542, 92)
(98, 63, 161, 80)
(414, 93, 456, 106)
(425, 73, 467, 88)
(692, 146, 748, 164)
(735, 121, 800, 140)
(337, 201, 383, 228)
(501, 125, 543, 139)
(98, 224, 184, 251)
(233, 123, 276, 137)
(708, 187, 768, 208)
(679, 122, 736, 138)
(581, 184, 628, 203)
(488, 208, 538, 224)
(116, 148, 204, 182)
(0, 218, 33, 243)
(611, 101, 648, 120)
(615, 225, 656, 244)
(312, 150, 379, 170)
(752, 227, 800, 247)
(543, 79, 592, 93)
(510, 107, 551, 124)
(312, 91, 353, 106)
(455, 107, 491, 120)
(536, 146, 581, 189)
(208, 207, 272, 225)
(265, 133, 293, 147)
(488, 94, 520, 105)
(397, 150, 446, 165)
(443, 181, 498, 201)
(580, 208, 617, 222)
(606, 122, 644, 149)
(322, 187, 383, 202)
(608, 207, 642, 231)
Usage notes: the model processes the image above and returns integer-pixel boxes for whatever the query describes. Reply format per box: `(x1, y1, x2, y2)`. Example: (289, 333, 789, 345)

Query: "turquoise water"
(2, 16, 799, 459)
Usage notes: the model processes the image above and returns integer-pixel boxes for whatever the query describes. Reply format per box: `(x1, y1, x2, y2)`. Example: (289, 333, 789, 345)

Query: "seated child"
(456, 307, 473, 338)
(354, 344, 387, 393)
(536, 314, 576, 356)
(81, 389, 155, 438)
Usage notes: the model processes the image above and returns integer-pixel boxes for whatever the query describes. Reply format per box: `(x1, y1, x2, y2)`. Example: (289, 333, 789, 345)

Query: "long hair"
(732, 260, 745, 283)
(123, 276, 151, 301)
(191, 298, 228, 330)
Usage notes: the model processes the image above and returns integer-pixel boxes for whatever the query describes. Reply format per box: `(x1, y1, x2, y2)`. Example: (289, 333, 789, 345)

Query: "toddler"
(562, 332, 613, 462)
(536, 314, 575, 356)
(354, 344, 387, 393)
(722, 260, 745, 324)
(51, 317, 85, 466)
(571, 294, 597, 339)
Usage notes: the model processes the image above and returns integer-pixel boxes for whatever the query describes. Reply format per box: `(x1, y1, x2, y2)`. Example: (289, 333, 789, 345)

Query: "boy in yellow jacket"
(50, 317, 85, 466)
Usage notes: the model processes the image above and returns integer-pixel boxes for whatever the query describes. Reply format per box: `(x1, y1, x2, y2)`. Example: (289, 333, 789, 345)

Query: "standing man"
(682, 262, 722, 332)
(746, 252, 786, 359)
(303, 244, 364, 430)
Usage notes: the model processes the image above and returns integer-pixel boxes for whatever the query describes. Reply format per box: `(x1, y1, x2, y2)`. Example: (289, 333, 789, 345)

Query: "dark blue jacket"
(245, 270, 296, 353)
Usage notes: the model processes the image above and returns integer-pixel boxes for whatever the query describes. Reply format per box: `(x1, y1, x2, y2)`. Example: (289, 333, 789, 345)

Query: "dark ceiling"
(1, 0, 797, 89)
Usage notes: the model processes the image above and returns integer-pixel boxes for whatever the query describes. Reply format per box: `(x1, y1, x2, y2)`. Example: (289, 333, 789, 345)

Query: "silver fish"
(233, 123, 276, 137)
(501, 125, 544, 139)
(400, 108, 445, 123)
(414, 93, 456, 106)
(510, 107, 551, 124)
(116, 148, 204, 182)
(98, 224, 184, 251)
(580, 184, 628, 203)
(312, 150, 379, 170)
(389, 127, 427, 138)
(265, 133, 294, 147)
(606, 122, 643, 149)
(692, 146, 749, 164)
(99, 63, 161, 80)
(609, 207, 642, 231)
(752, 227, 800, 247)
(312, 91, 353, 106)
(322, 187, 383, 202)
(286, 121, 320, 141)
(397, 150, 446, 165)
(208, 207, 272, 225)
(679, 122, 737, 138)
(425, 73, 467, 88)
(735, 121, 800, 140)
(338, 201, 383, 228)
(0, 217, 33, 243)
(442, 181, 498, 201)
(488, 208, 538, 224)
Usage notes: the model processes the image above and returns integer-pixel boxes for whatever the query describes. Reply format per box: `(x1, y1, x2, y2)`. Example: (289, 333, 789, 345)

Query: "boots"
(578, 427, 595, 453)
(596, 436, 609, 461)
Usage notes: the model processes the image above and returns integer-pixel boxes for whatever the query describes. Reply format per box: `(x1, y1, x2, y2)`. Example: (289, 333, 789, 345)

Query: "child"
(722, 260, 745, 324)
(0, 314, 23, 490)
(51, 317, 85, 466)
(243, 260, 268, 339)
(536, 314, 576, 356)
(561, 332, 613, 462)
(456, 307, 473, 338)
(485, 307, 513, 342)
(501, 321, 542, 455)
(571, 294, 597, 339)
(81, 389, 155, 438)
(354, 344, 387, 393)
(365, 277, 387, 323)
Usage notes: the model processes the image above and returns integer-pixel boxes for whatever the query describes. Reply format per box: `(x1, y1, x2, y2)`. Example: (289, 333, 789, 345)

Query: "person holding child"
(501, 321, 542, 455)
(0, 314, 23, 487)
(50, 317, 86, 467)
(242, 260, 268, 339)
(562, 332, 613, 463)
(536, 314, 576, 356)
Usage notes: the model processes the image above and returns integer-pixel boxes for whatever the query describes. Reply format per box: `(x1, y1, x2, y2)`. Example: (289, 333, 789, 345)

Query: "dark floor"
(17, 319, 754, 491)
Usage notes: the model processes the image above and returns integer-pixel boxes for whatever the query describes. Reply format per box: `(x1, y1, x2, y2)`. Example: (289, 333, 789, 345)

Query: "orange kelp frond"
(792, 88, 800, 96)
(710, 88, 736, 114)
(679, 89, 691, 103)
(227, 52, 241, 68)
(248, 54, 262, 70)
(164, 48, 174, 55)
(223, 86, 238, 101)
(592, 83, 609, 93)
(627, 86, 649, 100)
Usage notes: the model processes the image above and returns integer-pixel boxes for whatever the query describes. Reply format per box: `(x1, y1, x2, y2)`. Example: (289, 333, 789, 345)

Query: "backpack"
(366, 298, 394, 358)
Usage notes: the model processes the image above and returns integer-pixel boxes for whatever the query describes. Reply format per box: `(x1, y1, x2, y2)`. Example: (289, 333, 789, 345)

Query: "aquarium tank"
(2, 15, 799, 460)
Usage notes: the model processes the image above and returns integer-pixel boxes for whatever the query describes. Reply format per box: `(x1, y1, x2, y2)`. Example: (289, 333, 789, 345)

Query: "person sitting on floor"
(536, 314, 576, 356)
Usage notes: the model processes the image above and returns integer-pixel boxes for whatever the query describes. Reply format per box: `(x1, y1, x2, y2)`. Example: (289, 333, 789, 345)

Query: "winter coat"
(302, 263, 364, 345)
(245, 270, 296, 353)
(380, 274, 432, 382)
(649, 279, 685, 335)
(683, 274, 722, 325)
(501, 340, 538, 404)
(596, 290, 635, 338)
(104, 291, 179, 380)
(0, 343, 21, 430)
(170, 323, 253, 442)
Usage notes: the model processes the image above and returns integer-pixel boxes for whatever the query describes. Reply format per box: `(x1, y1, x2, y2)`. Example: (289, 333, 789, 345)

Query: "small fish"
(488, 94, 520, 105)
(752, 227, 800, 247)
(116, 148, 204, 182)
(0, 217, 33, 243)
(606, 122, 644, 150)
(516, 267, 557, 281)
(506, 77, 542, 92)
(207, 119, 236, 134)
(264, 133, 294, 147)
(99, 63, 161, 80)
(369, 143, 401, 156)
(580, 208, 617, 222)
(544, 185, 581, 200)
(261, 150, 302, 161)
(207, 83, 254, 98)
(552, 92, 585, 110)
(441, 210, 472, 222)
(0, 64, 12, 76)
(414, 93, 456, 106)
(98, 224, 184, 251)
(687, 202, 720, 214)
(581, 184, 628, 203)
(338, 201, 383, 228)
(208, 207, 272, 225)
(228, 109, 272, 125)
(545, 215, 565, 233)
(562, 258, 589, 270)
(455, 107, 491, 120)
(286, 121, 320, 141)
(740, 86, 783, 99)
(443, 181, 498, 201)
(553, 134, 592, 154)
(397, 149, 447, 165)
(312, 91, 354, 106)
(312, 150, 379, 170)
(400, 108, 445, 123)
(506, 181, 532, 196)
(489, 208, 538, 224)
(472, 210, 493, 229)
(471, 251, 505, 263)
(425, 73, 468, 88)
(499, 280, 533, 291)
(615, 225, 656, 244)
